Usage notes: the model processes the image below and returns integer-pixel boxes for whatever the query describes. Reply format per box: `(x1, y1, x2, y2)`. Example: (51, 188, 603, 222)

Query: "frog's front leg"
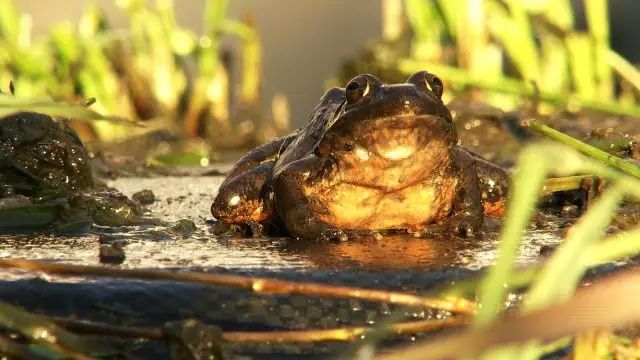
(273, 155, 369, 241)
(272, 155, 339, 239)
(442, 147, 485, 236)
(465, 148, 510, 217)
(413, 148, 484, 238)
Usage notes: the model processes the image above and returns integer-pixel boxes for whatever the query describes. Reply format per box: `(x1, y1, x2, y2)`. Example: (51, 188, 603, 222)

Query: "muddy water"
(0, 175, 568, 359)
(0, 176, 564, 272)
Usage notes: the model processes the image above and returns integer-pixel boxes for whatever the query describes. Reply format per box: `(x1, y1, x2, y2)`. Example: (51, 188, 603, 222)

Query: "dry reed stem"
(52, 316, 469, 343)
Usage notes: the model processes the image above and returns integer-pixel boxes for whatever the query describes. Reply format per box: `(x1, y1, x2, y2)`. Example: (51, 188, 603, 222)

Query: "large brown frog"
(211, 71, 508, 240)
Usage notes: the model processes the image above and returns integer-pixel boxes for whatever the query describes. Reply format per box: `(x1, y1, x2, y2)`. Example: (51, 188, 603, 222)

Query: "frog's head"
(316, 71, 457, 189)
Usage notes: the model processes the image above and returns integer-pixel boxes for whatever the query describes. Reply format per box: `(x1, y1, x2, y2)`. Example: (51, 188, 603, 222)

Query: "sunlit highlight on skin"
(228, 194, 241, 207)
(355, 147, 370, 161)
(381, 146, 414, 160)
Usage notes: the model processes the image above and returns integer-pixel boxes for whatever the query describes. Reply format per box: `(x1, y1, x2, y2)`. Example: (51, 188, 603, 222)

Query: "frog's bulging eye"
(407, 71, 444, 98)
(346, 81, 360, 92)
(346, 78, 369, 105)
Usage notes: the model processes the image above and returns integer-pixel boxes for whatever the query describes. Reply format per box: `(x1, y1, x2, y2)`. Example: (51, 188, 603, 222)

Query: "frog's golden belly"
(306, 177, 458, 230)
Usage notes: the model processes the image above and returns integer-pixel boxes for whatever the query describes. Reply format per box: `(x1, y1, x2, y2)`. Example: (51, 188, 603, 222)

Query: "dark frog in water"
(212, 71, 509, 240)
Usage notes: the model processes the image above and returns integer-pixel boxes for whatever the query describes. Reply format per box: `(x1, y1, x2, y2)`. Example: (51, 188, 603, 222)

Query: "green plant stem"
(475, 147, 548, 327)
(585, 0, 613, 98)
(608, 49, 640, 93)
(374, 268, 640, 360)
(445, 226, 640, 301)
(524, 119, 640, 180)
(585, 226, 640, 265)
(540, 175, 593, 195)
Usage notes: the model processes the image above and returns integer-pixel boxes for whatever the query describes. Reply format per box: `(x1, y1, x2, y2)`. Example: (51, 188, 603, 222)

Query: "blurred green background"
(3, 0, 640, 149)
(10, 0, 379, 131)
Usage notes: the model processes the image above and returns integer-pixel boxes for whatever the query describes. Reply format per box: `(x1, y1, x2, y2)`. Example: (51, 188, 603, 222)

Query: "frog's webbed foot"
(234, 220, 266, 238)
(319, 228, 349, 241)
(440, 214, 482, 237)
(212, 219, 286, 238)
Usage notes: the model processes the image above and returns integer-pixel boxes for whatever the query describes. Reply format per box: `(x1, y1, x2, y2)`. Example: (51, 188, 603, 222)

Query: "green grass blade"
(586, 226, 640, 265)
(525, 119, 640, 180)
(585, 0, 613, 99)
(608, 49, 640, 94)
(434, 0, 461, 40)
(540, 0, 574, 31)
(204, 0, 228, 35)
(475, 147, 548, 327)
(487, 0, 540, 81)
(0, 0, 21, 45)
(405, 0, 444, 60)
(539, 32, 570, 97)
(531, 184, 627, 303)
(566, 33, 597, 99)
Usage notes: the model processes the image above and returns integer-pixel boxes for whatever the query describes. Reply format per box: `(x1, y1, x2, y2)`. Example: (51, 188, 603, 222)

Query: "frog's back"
(274, 88, 345, 175)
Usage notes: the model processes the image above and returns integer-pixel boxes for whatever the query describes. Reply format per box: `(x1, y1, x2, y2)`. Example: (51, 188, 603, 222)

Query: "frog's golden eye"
(407, 71, 444, 98)
(345, 77, 369, 105)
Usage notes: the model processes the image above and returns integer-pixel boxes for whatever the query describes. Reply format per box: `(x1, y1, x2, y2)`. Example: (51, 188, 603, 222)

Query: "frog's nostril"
(343, 142, 355, 152)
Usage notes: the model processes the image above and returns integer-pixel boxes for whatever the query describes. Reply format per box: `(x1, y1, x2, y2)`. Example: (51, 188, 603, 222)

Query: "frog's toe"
(408, 224, 447, 238)
(444, 216, 482, 238)
(319, 228, 349, 242)
(409, 216, 482, 238)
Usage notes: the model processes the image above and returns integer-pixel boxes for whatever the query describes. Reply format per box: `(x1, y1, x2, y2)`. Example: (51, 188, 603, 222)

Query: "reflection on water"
(275, 225, 564, 271)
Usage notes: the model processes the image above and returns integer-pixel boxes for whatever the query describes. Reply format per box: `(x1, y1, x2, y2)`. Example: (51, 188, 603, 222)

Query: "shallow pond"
(0, 174, 570, 359)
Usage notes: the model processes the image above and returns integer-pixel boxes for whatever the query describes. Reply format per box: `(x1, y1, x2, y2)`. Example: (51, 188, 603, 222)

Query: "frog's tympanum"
(212, 71, 509, 240)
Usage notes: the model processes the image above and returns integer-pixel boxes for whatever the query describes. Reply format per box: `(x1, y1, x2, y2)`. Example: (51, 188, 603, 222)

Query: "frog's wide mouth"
(331, 113, 450, 132)
(328, 113, 457, 161)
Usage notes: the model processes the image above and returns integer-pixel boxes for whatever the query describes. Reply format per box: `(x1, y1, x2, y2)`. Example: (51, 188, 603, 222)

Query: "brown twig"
(52, 317, 469, 343)
(0, 259, 476, 314)
(52, 318, 163, 340)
